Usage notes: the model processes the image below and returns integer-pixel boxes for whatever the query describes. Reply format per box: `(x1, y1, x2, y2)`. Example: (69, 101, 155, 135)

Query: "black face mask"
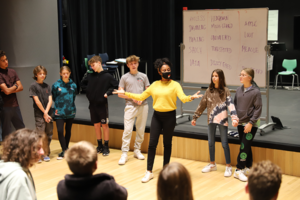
(162, 72, 171, 79)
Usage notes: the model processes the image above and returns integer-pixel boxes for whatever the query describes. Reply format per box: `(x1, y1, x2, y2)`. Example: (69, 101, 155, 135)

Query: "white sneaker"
(234, 169, 248, 182)
(202, 163, 217, 173)
(224, 166, 232, 177)
(118, 153, 128, 165)
(134, 149, 145, 160)
(141, 171, 154, 183)
(244, 167, 251, 176)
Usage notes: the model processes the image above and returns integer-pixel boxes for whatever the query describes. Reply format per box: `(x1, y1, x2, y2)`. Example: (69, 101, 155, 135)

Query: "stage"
(73, 85, 300, 152)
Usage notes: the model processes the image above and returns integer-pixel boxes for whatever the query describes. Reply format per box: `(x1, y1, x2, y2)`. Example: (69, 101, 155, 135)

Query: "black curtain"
(63, 0, 178, 89)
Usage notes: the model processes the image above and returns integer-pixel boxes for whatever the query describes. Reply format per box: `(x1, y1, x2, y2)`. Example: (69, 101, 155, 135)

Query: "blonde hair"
(248, 160, 282, 200)
(33, 65, 47, 80)
(126, 55, 140, 64)
(88, 55, 102, 65)
(65, 141, 97, 176)
(157, 162, 194, 200)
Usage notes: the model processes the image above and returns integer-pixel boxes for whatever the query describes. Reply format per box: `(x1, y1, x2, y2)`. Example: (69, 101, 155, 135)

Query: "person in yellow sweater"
(113, 58, 203, 183)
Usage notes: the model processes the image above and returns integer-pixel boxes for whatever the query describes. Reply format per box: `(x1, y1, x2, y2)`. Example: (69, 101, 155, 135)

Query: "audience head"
(1, 128, 45, 169)
(33, 65, 48, 81)
(157, 162, 193, 200)
(209, 69, 226, 95)
(0, 50, 8, 69)
(65, 141, 98, 176)
(246, 160, 282, 200)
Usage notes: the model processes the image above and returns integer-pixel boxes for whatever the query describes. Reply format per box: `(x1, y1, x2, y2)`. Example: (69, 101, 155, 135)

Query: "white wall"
(0, 0, 60, 129)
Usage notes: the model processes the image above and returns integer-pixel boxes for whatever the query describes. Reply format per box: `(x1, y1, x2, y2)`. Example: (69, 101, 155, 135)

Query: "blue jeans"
(207, 123, 231, 164)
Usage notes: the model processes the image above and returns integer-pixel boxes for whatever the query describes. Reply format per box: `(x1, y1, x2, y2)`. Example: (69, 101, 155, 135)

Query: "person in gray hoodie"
(233, 68, 262, 182)
(0, 128, 45, 200)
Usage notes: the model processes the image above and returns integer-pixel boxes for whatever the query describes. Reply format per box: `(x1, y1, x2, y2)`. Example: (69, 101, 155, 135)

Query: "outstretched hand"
(191, 91, 203, 100)
(113, 88, 125, 95)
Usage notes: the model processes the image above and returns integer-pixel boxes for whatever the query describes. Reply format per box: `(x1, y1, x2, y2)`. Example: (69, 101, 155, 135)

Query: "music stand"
(270, 42, 287, 88)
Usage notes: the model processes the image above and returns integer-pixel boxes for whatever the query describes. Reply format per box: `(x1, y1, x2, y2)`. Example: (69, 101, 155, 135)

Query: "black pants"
(147, 110, 176, 171)
(56, 118, 74, 151)
(1, 107, 25, 140)
(236, 125, 258, 169)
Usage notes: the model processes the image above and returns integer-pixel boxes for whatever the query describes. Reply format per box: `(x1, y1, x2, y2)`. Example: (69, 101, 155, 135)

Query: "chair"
(275, 59, 299, 90)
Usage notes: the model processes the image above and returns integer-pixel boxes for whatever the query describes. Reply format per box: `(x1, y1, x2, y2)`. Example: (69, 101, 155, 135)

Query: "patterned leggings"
(236, 125, 258, 169)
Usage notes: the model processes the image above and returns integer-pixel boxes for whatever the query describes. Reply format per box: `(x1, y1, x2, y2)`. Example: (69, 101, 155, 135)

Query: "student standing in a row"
(52, 66, 77, 160)
(29, 66, 53, 162)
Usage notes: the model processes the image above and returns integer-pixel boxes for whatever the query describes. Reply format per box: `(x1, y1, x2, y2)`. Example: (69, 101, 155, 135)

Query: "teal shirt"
(52, 79, 77, 119)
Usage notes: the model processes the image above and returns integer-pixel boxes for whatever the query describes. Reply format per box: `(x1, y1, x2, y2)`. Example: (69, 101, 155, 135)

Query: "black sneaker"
(57, 151, 64, 160)
(102, 145, 110, 156)
(97, 146, 104, 154)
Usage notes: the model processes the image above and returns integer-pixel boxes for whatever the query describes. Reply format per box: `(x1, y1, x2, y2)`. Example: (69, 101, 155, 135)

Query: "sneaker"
(102, 145, 110, 156)
(97, 146, 103, 154)
(134, 149, 145, 160)
(38, 159, 42, 163)
(224, 166, 232, 177)
(43, 156, 50, 162)
(57, 151, 65, 160)
(244, 167, 251, 176)
(234, 169, 248, 182)
(202, 163, 217, 173)
(118, 153, 128, 165)
(141, 171, 154, 183)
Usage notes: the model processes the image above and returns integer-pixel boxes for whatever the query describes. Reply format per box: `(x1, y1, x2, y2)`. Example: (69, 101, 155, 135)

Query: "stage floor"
(74, 86, 300, 152)
(31, 140, 300, 200)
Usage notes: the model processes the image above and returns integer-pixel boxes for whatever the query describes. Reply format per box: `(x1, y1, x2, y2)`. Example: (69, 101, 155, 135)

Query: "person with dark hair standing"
(52, 66, 77, 160)
(234, 68, 262, 182)
(29, 65, 53, 162)
(191, 69, 239, 177)
(113, 58, 203, 183)
(157, 162, 194, 200)
(0, 128, 45, 200)
(0, 50, 25, 140)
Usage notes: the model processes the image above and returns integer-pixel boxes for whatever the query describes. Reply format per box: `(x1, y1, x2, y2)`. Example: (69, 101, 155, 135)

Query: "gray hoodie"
(234, 85, 262, 125)
(0, 161, 36, 200)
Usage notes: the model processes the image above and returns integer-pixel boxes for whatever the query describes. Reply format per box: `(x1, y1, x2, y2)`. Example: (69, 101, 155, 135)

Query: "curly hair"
(157, 162, 194, 200)
(248, 160, 282, 200)
(209, 69, 226, 96)
(154, 58, 172, 71)
(1, 128, 45, 169)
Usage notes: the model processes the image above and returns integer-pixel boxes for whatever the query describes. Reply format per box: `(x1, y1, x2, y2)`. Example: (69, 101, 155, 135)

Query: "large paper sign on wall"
(183, 8, 268, 87)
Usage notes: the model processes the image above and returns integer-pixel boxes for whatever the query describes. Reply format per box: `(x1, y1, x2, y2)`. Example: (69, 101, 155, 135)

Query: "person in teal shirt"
(52, 66, 77, 160)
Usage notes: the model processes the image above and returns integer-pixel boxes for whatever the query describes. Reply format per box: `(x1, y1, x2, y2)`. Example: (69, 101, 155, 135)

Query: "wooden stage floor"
(30, 140, 300, 200)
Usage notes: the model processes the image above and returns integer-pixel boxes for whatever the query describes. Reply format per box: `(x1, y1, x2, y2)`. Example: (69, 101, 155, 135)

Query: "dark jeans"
(236, 125, 258, 169)
(35, 116, 53, 156)
(147, 110, 176, 171)
(1, 106, 25, 140)
(56, 118, 74, 151)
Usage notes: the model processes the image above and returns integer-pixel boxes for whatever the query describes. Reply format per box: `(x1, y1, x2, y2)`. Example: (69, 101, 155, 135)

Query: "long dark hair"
(209, 69, 226, 96)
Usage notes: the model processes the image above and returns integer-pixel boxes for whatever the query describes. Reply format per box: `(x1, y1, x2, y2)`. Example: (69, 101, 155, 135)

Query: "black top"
(80, 70, 118, 107)
(57, 173, 127, 200)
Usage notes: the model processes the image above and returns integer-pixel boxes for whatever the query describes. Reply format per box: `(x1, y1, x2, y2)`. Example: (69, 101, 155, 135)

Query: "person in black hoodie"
(57, 141, 127, 200)
(80, 55, 118, 156)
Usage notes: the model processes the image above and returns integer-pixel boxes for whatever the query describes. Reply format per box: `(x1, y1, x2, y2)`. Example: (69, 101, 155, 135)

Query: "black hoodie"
(57, 173, 127, 200)
(80, 70, 118, 107)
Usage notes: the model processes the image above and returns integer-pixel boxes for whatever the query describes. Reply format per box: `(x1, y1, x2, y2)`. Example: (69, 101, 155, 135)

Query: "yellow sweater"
(125, 80, 191, 112)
